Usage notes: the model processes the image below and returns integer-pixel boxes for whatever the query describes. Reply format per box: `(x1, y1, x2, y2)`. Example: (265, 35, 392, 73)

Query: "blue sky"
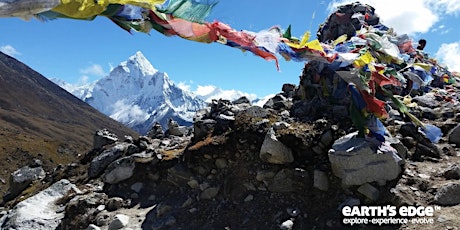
(1, 0, 460, 98)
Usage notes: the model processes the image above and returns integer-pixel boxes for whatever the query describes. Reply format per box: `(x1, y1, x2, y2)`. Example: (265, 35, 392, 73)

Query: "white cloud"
(328, 0, 439, 35)
(0, 45, 21, 57)
(195, 85, 217, 96)
(435, 42, 460, 72)
(80, 64, 107, 77)
(78, 75, 90, 85)
(426, 0, 460, 15)
(177, 81, 192, 92)
(110, 100, 148, 124)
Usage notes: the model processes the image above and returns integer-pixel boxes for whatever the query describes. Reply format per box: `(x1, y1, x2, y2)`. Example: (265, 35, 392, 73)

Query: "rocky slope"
(0, 52, 138, 203)
(1, 78, 458, 229)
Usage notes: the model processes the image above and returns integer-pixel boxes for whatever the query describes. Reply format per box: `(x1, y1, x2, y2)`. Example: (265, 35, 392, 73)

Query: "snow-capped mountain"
(53, 51, 270, 134)
(58, 52, 207, 134)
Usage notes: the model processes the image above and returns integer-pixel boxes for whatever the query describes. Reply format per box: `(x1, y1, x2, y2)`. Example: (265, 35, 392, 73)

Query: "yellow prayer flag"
(110, 0, 165, 10)
(413, 63, 433, 72)
(53, 0, 110, 18)
(333, 34, 347, 46)
(353, 51, 374, 67)
(305, 39, 324, 53)
(286, 31, 310, 49)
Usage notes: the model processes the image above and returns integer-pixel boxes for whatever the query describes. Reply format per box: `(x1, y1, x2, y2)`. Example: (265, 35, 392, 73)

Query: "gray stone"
(102, 156, 136, 184)
(8, 165, 46, 199)
(130, 182, 143, 193)
(200, 187, 219, 200)
(320, 130, 334, 147)
(232, 96, 251, 105)
(434, 182, 460, 206)
(108, 214, 130, 230)
(106, 197, 124, 211)
(0, 179, 80, 230)
(260, 128, 294, 164)
(357, 183, 380, 201)
(239, 106, 269, 119)
(273, 121, 290, 131)
(93, 129, 118, 149)
(280, 219, 294, 230)
(443, 164, 460, 180)
(215, 158, 228, 169)
(268, 169, 295, 193)
(147, 122, 164, 139)
(86, 224, 101, 230)
(89, 143, 130, 178)
(448, 123, 460, 146)
(328, 132, 402, 186)
(167, 119, 189, 136)
(167, 164, 193, 187)
(412, 93, 440, 108)
(193, 119, 217, 141)
(313, 170, 329, 191)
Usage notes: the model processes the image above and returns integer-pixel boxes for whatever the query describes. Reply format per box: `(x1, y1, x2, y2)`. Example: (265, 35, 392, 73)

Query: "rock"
(210, 158, 228, 170)
(0, 179, 80, 230)
(102, 156, 136, 184)
(320, 130, 334, 147)
(147, 122, 164, 139)
(6, 165, 45, 200)
(268, 169, 295, 193)
(93, 129, 118, 149)
(60, 192, 108, 229)
(413, 142, 442, 160)
(86, 224, 101, 230)
(232, 96, 251, 105)
(412, 93, 440, 108)
(448, 123, 460, 146)
(357, 183, 380, 201)
(193, 119, 217, 141)
(167, 119, 189, 136)
(280, 219, 294, 230)
(260, 128, 294, 164)
(89, 143, 130, 178)
(239, 106, 269, 119)
(167, 164, 193, 187)
(107, 197, 125, 211)
(200, 187, 219, 200)
(130, 182, 144, 193)
(244, 194, 254, 202)
(108, 214, 130, 230)
(328, 132, 403, 186)
(273, 121, 291, 131)
(387, 137, 408, 159)
(443, 164, 460, 180)
(434, 182, 460, 206)
(337, 197, 360, 211)
(313, 170, 329, 191)
(263, 94, 290, 110)
(282, 83, 296, 96)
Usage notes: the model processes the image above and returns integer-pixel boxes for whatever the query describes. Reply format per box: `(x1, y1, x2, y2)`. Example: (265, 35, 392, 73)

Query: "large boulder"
(0, 179, 80, 230)
(448, 123, 460, 146)
(6, 165, 45, 200)
(89, 143, 131, 178)
(260, 128, 294, 164)
(328, 132, 403, 186)
(93, 129, 118, 149)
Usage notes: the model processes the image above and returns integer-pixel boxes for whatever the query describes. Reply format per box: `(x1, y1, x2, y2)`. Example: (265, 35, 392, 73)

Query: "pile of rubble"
(1, 2, 460, 229)
(1, 82, 459, 229)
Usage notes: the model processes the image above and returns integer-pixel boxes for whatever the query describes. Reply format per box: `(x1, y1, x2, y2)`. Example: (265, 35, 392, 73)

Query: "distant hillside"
(0, 52, 138, 199)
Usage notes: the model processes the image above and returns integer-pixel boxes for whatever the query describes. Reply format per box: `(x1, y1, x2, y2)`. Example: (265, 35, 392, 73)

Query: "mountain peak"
(120, 51, 157, 76)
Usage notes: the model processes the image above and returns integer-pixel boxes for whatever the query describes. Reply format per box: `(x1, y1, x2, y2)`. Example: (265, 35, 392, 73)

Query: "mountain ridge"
(0, 51, 138, 199)
(54, 51, 270, 134)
